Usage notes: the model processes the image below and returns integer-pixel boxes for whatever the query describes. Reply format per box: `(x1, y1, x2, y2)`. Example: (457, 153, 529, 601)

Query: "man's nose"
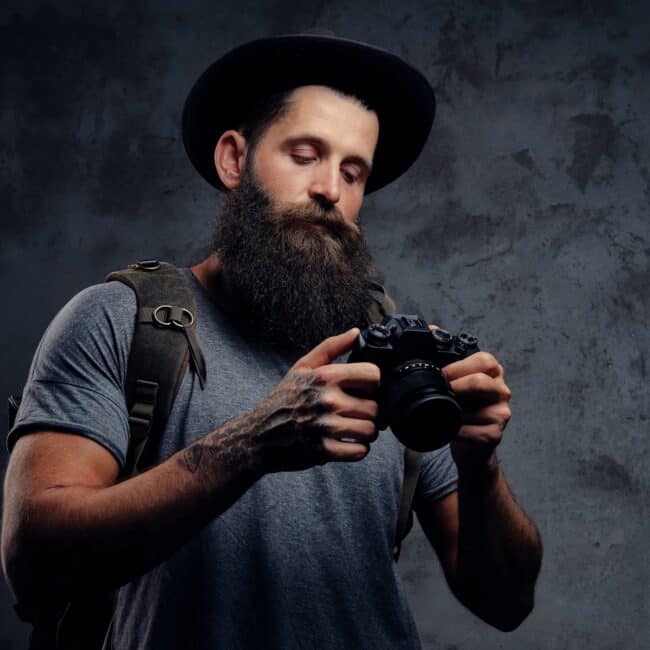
(307, 164, 340, 206)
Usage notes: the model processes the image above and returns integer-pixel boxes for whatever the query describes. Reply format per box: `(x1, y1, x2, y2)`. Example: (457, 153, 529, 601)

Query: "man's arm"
(415, 348, 542, 632)
(2, 421, 261, 616)
(416, 458, 542, 631)
(1, 328, 380, 615)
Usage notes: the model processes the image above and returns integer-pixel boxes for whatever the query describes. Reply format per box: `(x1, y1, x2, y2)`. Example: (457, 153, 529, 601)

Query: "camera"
(348, 314, 479, 452)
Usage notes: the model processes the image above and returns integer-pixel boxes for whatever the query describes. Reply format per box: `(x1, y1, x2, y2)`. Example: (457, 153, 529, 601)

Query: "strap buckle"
(153, 305, 194, 329)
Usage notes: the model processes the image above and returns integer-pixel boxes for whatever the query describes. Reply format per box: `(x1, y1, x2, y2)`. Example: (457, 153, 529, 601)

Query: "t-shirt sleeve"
(7, 281, 137, 469)
(415, 443, 458, 505)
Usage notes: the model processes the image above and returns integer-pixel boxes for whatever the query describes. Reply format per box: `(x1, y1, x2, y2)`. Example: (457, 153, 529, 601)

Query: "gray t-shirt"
(8, 270, 458, 650)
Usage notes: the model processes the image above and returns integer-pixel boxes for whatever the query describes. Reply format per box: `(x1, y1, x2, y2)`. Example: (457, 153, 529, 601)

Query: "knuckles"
(349, 361, 381, 387)
(474, 351, 498, 369)
(361, 420, 378, 439)
(309, 367, 331, 385)
(456, 373, 511, 401)
(489, 405, 511, 428)
(467, 374, 489, 392)
(487, 424, 504, 441)
(319, 390, 338, 412)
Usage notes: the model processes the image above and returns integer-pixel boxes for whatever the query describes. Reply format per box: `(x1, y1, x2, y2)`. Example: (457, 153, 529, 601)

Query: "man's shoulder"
(49, 279, 136, 333)
(68, 278, 137, 314)
(8, 279, 139, 460)
(35, 280, 138, 371)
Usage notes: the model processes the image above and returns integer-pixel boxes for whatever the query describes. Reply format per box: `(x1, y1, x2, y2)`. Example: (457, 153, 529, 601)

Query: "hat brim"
(182, 34, 435, 195)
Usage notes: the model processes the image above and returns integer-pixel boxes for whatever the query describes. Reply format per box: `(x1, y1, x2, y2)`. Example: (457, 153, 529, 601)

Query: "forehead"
(264, 85, 379, 162)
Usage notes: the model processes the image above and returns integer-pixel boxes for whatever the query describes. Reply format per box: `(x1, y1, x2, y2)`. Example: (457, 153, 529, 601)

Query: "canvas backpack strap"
(394, 447, 423, 561)
(105, 260, 207, 478)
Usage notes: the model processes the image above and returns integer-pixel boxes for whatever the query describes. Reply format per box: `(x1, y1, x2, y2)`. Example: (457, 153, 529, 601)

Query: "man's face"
(246, 85, 379, 221)
(211, 86, 383, 354)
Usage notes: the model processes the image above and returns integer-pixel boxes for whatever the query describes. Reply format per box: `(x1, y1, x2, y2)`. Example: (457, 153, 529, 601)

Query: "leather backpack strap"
(105, 260, 207, 477)
(393, 447, 423, 561)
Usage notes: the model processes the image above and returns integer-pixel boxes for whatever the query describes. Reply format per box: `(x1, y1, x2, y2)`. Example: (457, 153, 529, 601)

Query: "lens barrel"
(382, 361, 462, 451)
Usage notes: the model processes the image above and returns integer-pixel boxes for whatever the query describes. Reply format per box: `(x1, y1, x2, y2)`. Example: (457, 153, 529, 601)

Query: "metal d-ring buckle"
(153, 305, 194, 329)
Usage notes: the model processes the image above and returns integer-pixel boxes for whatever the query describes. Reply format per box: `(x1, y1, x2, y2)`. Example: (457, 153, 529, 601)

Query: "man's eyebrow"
(284, 134, 373, 175)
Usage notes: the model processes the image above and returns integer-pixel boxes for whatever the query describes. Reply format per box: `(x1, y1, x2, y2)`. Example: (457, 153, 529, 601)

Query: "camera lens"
(383, 361, 462, 451)
(397, 394, 461, 451)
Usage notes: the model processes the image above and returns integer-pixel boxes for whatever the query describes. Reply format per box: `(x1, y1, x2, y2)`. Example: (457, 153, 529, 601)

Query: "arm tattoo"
(181, 369, 330, 478)
(182, 442, 204, 474)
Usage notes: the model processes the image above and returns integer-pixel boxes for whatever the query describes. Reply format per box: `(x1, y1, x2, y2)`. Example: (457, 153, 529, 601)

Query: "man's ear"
(214, 130, 248, 189)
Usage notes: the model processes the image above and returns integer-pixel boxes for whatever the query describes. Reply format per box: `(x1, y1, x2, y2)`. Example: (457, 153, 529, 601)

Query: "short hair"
(237, 86, 374, 157)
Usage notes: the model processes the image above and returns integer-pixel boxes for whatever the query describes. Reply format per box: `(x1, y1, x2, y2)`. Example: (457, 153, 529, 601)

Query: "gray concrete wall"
(1, 1, 648, 648)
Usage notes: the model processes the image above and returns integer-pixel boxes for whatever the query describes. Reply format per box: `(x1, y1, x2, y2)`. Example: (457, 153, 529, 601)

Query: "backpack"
(8, 260, 421, 649)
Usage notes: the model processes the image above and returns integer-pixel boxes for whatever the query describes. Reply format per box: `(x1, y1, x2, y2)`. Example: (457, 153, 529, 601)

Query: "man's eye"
(291, 154, 315, 164)
(342, 170, 359, 184)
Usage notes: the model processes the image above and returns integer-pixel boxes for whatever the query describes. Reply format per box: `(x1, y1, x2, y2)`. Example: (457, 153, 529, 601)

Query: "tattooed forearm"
(182, 415, 260, 478)
(180, 369, 330, 480)
(249, 368, 331, 472)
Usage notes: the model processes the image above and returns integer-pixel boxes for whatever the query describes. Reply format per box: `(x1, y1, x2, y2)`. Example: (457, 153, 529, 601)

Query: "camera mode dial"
(457, 332, 478, 351)
(367, 324, 391, 345)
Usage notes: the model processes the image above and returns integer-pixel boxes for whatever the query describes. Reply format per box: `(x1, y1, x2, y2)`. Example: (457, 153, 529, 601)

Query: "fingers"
(451, 385, 512, 457)
(309, 387, 379, 464)
(321, 386, 379, 420)
(322, 437, 370, 461)
(456, 424, 504, 447)
(293, 328, 360, 370)
(292, 331, 380, 399)
(320, 414, 378, 461)
(461, 403, 511, 429)
(314, 362, 381, 392)
(443, 351, 504, 382)
(265, 353, 381, 470)
(450, 372, 511, 404)
(320, 413, 378, 442)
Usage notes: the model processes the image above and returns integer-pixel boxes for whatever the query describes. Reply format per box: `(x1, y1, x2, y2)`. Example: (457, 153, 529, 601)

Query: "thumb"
(293, 327, 360, 370)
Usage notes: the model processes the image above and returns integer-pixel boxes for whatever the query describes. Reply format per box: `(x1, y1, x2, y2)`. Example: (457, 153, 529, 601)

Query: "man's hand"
(251, 328, 381, 473)
(429, 325, 511, 472)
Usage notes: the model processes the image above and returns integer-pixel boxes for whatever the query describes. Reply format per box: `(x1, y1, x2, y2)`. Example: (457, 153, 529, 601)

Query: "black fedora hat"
(182, 33, 436, 195)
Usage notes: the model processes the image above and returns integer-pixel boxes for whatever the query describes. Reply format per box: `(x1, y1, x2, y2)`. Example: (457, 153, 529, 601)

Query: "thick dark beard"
(212, 167, 381, 354)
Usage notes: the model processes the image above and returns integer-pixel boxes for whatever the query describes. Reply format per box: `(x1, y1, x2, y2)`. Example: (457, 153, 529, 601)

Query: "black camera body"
(348, 314, 479, 452)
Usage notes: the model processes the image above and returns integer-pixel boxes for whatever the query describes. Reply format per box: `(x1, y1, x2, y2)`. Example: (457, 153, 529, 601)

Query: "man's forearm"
(453, 455, 542, 631)
(3, 334, 378, 614)
(3, 412, 266, 612)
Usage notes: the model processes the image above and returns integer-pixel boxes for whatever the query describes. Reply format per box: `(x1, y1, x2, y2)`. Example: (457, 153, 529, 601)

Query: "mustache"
(265, 200, 362, 241)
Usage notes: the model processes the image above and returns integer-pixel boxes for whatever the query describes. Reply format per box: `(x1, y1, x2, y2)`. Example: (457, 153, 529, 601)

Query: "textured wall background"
(1, 1, 648, 648)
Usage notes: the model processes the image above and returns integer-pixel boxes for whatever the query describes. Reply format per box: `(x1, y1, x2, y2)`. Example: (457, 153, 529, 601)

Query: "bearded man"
(2, 34, 542, 649)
